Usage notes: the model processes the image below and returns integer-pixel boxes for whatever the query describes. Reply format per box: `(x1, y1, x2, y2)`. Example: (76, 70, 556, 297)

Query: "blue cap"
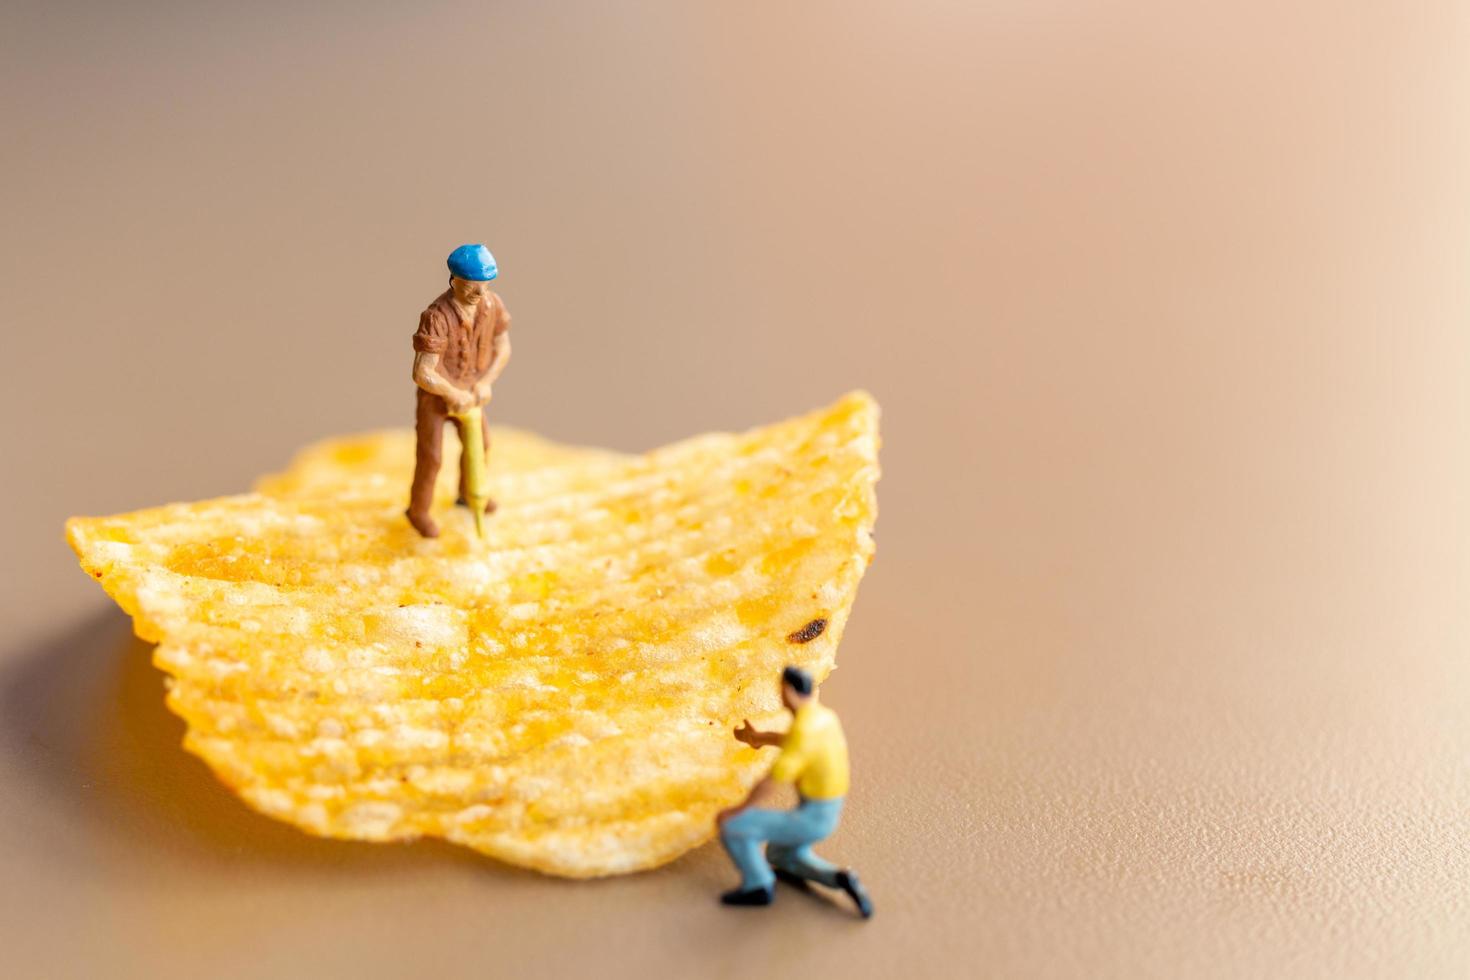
(447, 243, 498, 281)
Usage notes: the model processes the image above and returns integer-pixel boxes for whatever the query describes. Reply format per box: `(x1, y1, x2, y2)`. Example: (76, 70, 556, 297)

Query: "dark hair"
(782, 665, 814, 696)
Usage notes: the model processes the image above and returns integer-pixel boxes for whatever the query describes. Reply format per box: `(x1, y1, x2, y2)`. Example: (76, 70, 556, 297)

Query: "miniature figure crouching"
(716, 666, 873, 917)
(406, 244, 512, 538)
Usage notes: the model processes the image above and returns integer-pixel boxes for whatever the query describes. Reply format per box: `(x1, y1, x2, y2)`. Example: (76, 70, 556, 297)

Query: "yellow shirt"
(770, 702, 850, 799)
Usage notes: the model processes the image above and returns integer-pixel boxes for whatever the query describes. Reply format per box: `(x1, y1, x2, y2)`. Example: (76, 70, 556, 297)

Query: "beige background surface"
(3, 2, 1469, 977)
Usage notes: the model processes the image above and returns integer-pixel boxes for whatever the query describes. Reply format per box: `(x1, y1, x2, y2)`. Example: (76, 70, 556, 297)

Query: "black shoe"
(834, 870, 873, 919)
(773, 868, 811, 889)
(720, 884, 775, 907)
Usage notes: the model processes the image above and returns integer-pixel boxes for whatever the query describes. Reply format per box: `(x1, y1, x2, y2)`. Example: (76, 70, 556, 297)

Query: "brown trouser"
(408, 388, 492, 519)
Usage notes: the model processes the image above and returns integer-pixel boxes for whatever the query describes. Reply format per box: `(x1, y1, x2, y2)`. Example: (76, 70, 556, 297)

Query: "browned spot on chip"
(787, 618, 828, 644)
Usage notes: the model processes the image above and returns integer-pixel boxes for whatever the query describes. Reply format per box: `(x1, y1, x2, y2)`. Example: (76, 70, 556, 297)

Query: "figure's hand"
(472, 379, 493, 407)
(444, 388, 475, 414)
(733, 720, 760, 747)
(716, 805, 743, 827)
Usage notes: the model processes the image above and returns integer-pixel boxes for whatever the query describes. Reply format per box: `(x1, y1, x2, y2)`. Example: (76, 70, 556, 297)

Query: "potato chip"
(66, 392, 880, 876)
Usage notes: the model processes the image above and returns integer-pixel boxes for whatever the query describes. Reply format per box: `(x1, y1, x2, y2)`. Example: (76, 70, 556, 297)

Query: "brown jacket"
(411, 289, 510, 387)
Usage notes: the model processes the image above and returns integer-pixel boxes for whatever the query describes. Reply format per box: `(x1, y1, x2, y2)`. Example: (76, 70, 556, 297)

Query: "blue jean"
(719, 796, 844, 891)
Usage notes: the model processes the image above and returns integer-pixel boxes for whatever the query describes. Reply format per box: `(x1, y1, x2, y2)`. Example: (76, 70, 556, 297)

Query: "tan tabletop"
(2, 3, 1468, 977)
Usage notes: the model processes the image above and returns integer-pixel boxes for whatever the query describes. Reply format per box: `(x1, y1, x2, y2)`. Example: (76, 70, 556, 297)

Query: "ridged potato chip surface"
(67, 392, 880, 876)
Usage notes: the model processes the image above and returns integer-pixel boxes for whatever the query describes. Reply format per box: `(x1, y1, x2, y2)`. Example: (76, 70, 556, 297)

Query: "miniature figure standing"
(716, 666, 873, 917)
(406, 244, 512, 538)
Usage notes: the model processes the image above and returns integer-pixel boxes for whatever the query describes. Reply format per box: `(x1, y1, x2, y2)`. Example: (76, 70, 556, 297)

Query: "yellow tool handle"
(452, 405, 489, 538)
